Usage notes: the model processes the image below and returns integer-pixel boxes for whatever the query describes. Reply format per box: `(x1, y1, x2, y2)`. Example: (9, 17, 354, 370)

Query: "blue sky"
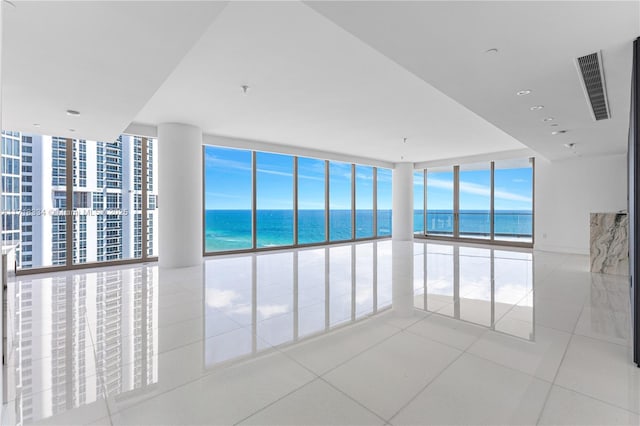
(205, 146, 530, 211)
(422, 168, 532, 211)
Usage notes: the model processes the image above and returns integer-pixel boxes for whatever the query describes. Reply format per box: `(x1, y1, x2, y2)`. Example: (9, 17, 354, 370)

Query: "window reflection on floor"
(204, 241, 394, 369)
(5, 239, 536, 425)
(7, 268, 158, 425)
(413, 242, 534, 341)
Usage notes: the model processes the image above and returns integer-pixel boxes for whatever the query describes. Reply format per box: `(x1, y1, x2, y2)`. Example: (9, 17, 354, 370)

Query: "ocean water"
(205, 209, 531, 252)
(205, 210, 391, 252)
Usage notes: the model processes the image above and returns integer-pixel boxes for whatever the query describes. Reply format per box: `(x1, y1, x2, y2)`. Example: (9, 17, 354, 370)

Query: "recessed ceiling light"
(241, 85, 250, 95)
(543, 117, 554, 122)
(69, 128, 76, 132)
(564, 143, 576, 149)
(550, 123, 559, 127)
(33, 123, 40, 127)
(66, 109, 80, 116)
(485, 48, 499, 54)
(516, 90, 532, 96)
(552, 130, 567, 135)
(530, 105, 544, 111)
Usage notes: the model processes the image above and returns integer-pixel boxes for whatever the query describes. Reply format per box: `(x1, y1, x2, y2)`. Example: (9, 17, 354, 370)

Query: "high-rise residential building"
(1, 132, 158, 269)
(1, 131, 22, 247)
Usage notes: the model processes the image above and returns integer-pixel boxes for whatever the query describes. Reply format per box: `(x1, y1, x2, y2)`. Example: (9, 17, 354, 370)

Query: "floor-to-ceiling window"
(203, 145, 392, 254)
(377, 168, 392, 237)
(329, 161, 353, 242)
(493, 158, 533, 243)
(421, 158, 534, 246)
(414, 170, 425, 235)
(0, 131, 158, 273)
(204, 146, 253, 252)
(458, 162, 491, 240)
(256, 152, 294, 248)
(426, 167, 455, 237)
(355, 165, 374, 239)
(298, 157, 327, 245)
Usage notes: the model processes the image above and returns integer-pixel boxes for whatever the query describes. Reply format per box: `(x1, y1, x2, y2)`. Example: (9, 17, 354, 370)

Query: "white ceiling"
(2, 1, 638, 163)
(307, 0, 640, 160)
(2, 1, 227, 142)
(131, 1, 524, 163)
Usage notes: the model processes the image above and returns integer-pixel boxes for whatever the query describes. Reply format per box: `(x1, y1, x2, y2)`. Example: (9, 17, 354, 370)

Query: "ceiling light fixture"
(516, 90, 532, 96)
(69, 128, 76, 133)
(564, 143, 576, 149)
(543, 117, 554, 122)
(550, 124, 559, 127)
(66, 109, 80, 116)
(485, 48, 499, 54)
(33, 123, 40, 128)
(551, 130, 567, 135)
(530, 105, 544, 111)
(241, 85, 250, 95)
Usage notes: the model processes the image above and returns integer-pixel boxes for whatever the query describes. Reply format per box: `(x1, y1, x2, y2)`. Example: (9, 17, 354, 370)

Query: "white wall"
(535, 154, 627, 254)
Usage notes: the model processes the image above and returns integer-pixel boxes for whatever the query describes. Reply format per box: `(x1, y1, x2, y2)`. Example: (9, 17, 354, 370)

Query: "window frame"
(202, 145, 392, 256)
(15, 136, 157, 276)
(416, 157, 535, 248)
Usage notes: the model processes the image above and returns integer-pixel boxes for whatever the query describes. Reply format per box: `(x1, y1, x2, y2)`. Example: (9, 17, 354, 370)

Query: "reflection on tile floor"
(2, 240, 639, 425)
(413, 244, 534, 340)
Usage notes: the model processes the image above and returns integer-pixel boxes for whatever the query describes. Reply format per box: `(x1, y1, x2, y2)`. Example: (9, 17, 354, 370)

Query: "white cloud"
(428, 178, 531, 203)
(206, 289, 240, 309)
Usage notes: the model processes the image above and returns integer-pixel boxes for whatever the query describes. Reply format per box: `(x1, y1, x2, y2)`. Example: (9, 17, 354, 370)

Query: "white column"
(392, 162, 414, 241)
(158, 123, 202, 268)
(391, 162, 415, 317)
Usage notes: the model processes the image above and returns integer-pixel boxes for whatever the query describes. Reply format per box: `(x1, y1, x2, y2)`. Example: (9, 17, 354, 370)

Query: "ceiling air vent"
(576, 51, 610, 121)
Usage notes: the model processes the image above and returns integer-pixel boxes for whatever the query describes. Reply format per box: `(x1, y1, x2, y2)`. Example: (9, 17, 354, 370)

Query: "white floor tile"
(574, 303, 632, 347)
(574, 274, 632, 346)
(8, 396, 110, 426)
(239, 379, 384, 425)
(105, 340, 210, 411)
(539, 386, 640, 425)
(528, 294, 584, 333)
(86, 417, 113, 426)
(391, 353, 550, 425)
(555, 335, 640, 414)
(467, 318, 571, 382)
(324, 331, 461, 420)
(7, 240, 638, 426)
(157, 300, 204, 327)
(406, 313, 486, 350)
(379, 308, 430, 330)
(157, 316, 205, 354)
(110, 351, 314, 426)
(283, 320, 399, 375)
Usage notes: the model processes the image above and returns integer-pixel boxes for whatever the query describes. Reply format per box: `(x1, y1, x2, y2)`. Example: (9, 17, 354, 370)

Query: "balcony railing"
(423, 211, 533, 239)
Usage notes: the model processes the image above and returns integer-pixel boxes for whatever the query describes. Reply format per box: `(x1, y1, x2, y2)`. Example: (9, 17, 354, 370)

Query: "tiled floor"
(2, 240, 639, 425)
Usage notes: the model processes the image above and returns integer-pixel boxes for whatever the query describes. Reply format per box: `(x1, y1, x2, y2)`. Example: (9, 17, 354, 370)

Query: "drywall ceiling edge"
(414, 148, 539, 169)
(124, 122, 396, 168)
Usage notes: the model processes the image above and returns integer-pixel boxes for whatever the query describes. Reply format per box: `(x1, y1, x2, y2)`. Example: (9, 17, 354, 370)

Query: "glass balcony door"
(425, 167, 455, 237)
(422, 158, 534, 245)
(458, 162, 491, 240)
